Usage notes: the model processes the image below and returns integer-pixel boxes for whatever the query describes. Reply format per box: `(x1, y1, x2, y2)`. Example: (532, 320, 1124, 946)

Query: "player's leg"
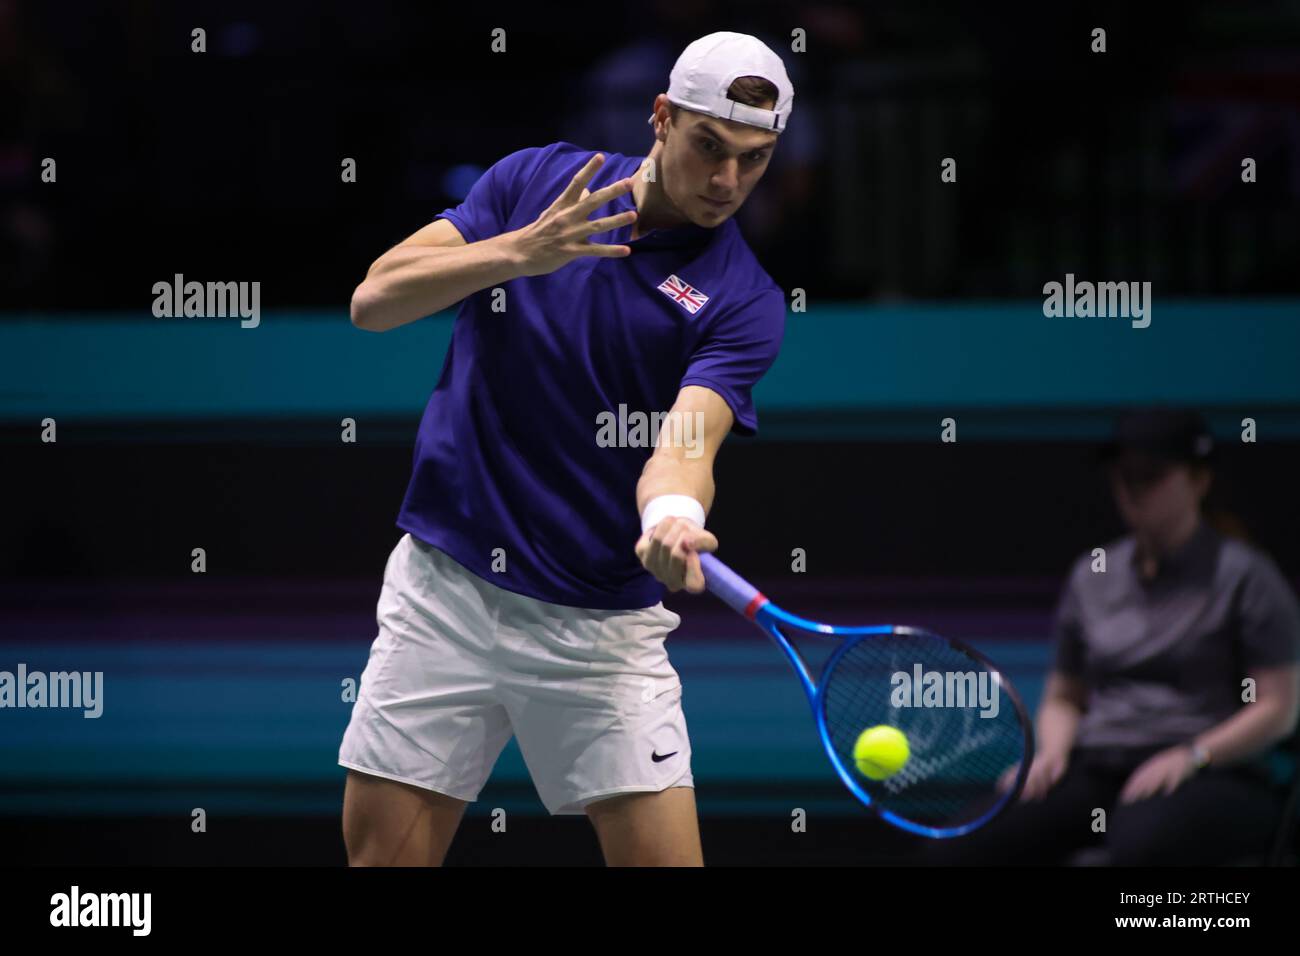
(497, 596, 701, 864)
(585, 785, 703, 866)
(337, 534, 514, 866)
(342, 770, 468, 866)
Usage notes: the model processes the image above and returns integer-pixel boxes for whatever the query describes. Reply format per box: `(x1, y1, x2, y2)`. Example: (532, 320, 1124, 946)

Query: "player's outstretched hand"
(505, 154, 638, 277)
(635, 516, 719, 594)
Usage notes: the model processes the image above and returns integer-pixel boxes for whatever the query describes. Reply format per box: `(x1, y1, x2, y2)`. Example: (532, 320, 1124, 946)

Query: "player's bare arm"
(634, 384, 732, 593)
(350, 154, 638, 332)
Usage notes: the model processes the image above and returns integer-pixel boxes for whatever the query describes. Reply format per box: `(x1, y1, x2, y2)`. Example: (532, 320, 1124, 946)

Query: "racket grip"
(698, 553, 764, 617)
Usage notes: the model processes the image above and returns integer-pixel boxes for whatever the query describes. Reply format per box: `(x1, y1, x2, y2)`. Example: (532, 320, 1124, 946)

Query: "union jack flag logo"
(656, 274, 710, 315)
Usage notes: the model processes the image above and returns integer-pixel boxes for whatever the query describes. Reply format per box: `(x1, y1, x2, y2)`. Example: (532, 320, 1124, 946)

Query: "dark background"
(6, 0, 1300, 310)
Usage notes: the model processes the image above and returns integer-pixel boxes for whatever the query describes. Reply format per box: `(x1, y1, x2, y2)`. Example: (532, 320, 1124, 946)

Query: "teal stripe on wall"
(3, 301, 1298, 435)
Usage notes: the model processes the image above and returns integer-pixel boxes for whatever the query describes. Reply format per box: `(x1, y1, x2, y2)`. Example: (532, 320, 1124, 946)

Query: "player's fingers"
(661, 521, 691, 566)
(634, 529, 653, 564)
(644, 525, 669, 566)
(648, 522, 682, 576)
(584, 210, 637, 235)
(660, 517, 688, 548)
(672, 526, 712, 564)
(664, 525, 697, 587)
(669, 537, 693, 572)
(694, 529, 720, 554)
(575, 175, 635, 215)
(683, 550, 705, 593)
(555, 154, 606, 207)
(580, 243, 632, 259)
(648, 539, 681, 590)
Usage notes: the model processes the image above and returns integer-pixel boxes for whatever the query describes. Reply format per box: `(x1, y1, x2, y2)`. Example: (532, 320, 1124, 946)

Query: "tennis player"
(339, 32, 793, 865)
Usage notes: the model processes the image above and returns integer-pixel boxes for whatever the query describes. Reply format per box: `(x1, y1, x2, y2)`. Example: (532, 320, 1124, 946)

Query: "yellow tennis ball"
(853, 725, 910, 780)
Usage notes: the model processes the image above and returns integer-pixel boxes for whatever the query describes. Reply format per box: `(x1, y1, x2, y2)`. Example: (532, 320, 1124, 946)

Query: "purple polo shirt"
(395, 142, 786, 609)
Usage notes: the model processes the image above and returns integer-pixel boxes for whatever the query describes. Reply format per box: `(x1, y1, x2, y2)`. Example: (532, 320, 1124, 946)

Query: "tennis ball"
(853, 725, 910, 780)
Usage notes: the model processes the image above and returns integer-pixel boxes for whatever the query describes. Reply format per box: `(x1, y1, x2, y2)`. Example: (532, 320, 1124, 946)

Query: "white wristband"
(640, 494, 706, 534)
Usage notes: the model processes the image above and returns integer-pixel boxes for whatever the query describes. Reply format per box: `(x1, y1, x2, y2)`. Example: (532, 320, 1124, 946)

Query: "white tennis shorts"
(338, 533, 694, 814)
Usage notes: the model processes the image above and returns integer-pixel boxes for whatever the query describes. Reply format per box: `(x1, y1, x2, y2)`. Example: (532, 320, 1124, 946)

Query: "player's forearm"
(636, 454, 716, 518)
(350, 233, 525, 332)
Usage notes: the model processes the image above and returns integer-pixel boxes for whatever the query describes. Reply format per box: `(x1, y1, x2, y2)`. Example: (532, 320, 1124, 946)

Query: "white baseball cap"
(649, 31, 794, 133)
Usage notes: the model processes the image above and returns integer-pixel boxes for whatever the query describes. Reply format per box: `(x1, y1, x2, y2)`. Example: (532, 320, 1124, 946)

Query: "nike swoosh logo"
(651, 750, 678, 763)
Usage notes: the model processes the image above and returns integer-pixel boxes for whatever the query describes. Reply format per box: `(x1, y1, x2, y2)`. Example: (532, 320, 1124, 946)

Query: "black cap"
(1100, 409, 1215, 464)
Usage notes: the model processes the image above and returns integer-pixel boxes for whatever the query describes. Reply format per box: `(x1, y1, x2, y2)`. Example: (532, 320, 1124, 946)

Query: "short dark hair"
(725, 75, 779, 110)
(667, 75, 778, 122)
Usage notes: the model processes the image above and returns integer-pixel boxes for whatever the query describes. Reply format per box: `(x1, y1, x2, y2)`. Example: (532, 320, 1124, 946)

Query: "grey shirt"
(1052, 521, 1300, 750)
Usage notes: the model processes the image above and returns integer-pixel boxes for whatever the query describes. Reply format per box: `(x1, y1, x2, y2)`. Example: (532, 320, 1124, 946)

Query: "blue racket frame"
(699, 552, 1035, 838)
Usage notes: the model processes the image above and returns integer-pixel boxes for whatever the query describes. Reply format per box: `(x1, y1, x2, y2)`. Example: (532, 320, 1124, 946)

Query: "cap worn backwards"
(647, 31, 795, 133)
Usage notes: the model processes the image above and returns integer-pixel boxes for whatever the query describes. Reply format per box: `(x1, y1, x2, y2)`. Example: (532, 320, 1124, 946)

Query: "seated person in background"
(925, 409, 1300, 865)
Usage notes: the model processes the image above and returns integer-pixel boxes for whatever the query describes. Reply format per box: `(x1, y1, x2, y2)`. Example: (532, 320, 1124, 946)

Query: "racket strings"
(818, 631, 1027, 830)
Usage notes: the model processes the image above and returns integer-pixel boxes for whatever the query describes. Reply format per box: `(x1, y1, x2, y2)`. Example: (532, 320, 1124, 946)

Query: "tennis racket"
(699, 552, 1034, 838)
